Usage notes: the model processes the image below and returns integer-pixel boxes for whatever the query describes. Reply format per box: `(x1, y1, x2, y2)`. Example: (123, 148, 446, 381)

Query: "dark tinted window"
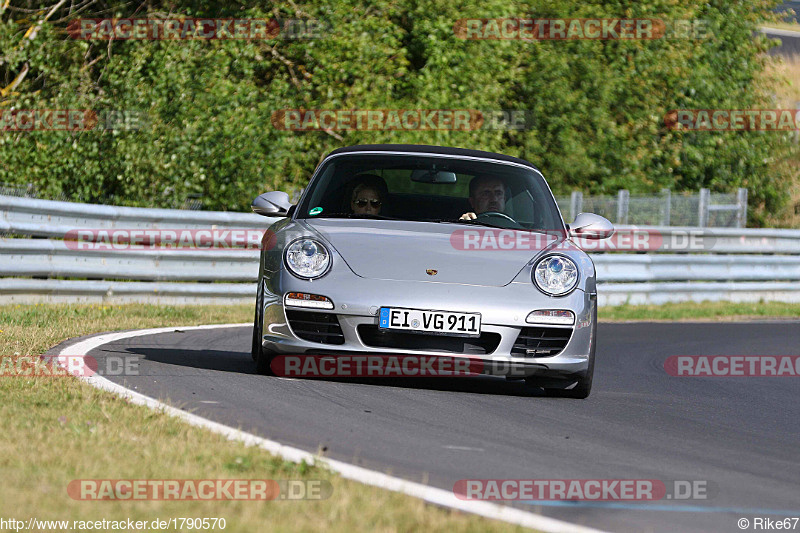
(296, 153, 563, 231)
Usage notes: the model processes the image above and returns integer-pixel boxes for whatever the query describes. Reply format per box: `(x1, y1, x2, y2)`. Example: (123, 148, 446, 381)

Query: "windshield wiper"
(421, 218, 513, 230)
(422, 218, 559, 234)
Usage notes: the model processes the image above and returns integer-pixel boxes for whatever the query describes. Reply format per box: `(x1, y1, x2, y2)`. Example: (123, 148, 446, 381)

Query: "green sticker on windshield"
(309, 207, 323, 216)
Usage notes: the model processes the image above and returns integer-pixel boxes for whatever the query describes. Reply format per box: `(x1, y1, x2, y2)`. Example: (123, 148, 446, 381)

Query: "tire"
(252, 279, 275, 375)
(543, 377, 592, 399)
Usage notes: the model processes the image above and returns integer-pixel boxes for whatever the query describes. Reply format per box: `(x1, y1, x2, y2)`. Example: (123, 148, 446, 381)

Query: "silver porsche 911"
(250, 144, 613, 398)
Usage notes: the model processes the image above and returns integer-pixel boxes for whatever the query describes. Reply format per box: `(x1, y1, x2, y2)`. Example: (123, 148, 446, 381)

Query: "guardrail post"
(616, 189, 629, 225)
(661, 188, 671, 226)
(570, 191, 583, 221)
(698, 188, 710, 227)
(736, 188, 748, 228)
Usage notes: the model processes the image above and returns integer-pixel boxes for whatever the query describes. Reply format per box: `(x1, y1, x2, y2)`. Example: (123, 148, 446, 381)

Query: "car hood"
(302, 219, 562, 287)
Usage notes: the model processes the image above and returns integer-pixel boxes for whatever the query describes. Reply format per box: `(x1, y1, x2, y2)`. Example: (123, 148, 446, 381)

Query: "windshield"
(295, 153, 564, 231)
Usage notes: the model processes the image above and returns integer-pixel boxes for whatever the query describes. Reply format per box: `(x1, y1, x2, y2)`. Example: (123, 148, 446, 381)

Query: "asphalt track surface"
(763, 26, 800, 56)
(59, 322, 800, 533)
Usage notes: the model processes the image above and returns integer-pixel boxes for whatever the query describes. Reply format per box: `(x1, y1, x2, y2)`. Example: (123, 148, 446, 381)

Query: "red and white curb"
(61, 324, 607, 533)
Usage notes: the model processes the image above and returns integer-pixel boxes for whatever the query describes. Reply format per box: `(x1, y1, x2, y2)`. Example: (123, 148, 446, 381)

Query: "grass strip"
(599, 300, 800, 322)
(0, 304, 523, 533)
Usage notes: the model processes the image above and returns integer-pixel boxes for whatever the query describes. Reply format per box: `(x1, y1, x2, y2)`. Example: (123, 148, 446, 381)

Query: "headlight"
(284, 238, 331, 279)
(533, 255, 579, 296)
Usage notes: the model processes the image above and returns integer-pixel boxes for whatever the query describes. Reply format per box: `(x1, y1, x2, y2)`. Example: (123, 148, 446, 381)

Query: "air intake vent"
(286, 310, 345, 345)
(511, 327, 572, 357)
(357, 325, 500, 354)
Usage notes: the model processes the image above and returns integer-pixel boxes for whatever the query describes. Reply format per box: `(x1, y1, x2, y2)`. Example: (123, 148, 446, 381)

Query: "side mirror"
(569, 213, 614, 239)
(251, 191, 292, 216)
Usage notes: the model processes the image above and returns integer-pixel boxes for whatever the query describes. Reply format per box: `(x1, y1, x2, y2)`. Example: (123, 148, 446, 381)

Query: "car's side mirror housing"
(252, 191, 292, 216)
(569, 213, 614, 239)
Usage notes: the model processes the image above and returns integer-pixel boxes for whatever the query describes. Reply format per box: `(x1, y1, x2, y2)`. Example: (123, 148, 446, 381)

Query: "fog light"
(526, 309, 575, 325)
(284, 292, 334, 310)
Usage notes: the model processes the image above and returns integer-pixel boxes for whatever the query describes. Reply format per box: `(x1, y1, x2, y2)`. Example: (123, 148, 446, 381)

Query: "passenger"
(350, 175, 388, 216)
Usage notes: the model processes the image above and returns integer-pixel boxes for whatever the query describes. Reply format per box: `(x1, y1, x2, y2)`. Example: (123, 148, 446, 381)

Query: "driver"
(459, 176, 507, 220)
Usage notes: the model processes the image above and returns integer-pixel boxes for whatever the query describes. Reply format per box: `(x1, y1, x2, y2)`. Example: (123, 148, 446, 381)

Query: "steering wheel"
(476, 211, 516, 223)
(473, 211, 523, 229)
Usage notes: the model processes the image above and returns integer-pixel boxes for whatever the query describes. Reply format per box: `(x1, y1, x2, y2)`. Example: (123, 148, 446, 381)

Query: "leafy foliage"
(0, 0, 792, 224)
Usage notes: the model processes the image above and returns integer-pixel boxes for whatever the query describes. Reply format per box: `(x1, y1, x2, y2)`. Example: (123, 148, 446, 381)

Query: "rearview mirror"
(251, 191, 292, 216)
(569, 213, 614, 239)
(410, 169, 458, 184)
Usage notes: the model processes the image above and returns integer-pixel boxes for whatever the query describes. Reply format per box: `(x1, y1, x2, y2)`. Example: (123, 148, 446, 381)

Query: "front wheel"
(526, 374, 592, 399)
(543, 377, 592, 399)
(252, 279, 275, 375)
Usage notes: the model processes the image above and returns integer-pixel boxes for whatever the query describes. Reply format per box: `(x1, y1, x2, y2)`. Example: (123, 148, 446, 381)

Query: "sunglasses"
(355, 199, 382, 208)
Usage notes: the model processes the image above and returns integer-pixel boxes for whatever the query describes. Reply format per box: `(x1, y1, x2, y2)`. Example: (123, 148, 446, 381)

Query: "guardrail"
(0, 194, 266, 237)
(0, 278, 257, 304)
(4, 193, 798, 253)
(2, 194, 799, 306)
(5, 239, 800, 284)
(0, 239, 259, 282)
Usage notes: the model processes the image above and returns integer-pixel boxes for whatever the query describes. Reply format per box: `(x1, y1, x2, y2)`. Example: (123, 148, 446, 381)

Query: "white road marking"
(760, 26, 800, 37)
(198, 401, 220, 404)
(61, 323, 608, 533)
(443, 445, 485, 452)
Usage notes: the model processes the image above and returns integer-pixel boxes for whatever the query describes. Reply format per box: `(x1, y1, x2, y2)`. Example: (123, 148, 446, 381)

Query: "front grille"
(357, 325, 501, 355)
(286, 310, 345, 345)
(511, 326, 573, 357)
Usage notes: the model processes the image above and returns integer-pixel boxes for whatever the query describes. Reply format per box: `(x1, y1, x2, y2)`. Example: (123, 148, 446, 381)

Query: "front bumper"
(260, 266, 596, 379)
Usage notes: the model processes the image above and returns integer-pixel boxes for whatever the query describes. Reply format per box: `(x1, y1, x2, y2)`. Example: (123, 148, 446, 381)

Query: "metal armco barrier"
(0, 239, 259, 282)
(0, 194, 266, 237)
(2, 194, 799, 305)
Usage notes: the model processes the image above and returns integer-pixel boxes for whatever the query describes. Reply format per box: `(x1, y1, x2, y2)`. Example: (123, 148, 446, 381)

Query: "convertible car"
(250, 144, 613, 398)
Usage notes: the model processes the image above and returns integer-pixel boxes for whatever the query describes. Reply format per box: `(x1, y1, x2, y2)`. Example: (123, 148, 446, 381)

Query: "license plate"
(378, 307, 481, 337)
